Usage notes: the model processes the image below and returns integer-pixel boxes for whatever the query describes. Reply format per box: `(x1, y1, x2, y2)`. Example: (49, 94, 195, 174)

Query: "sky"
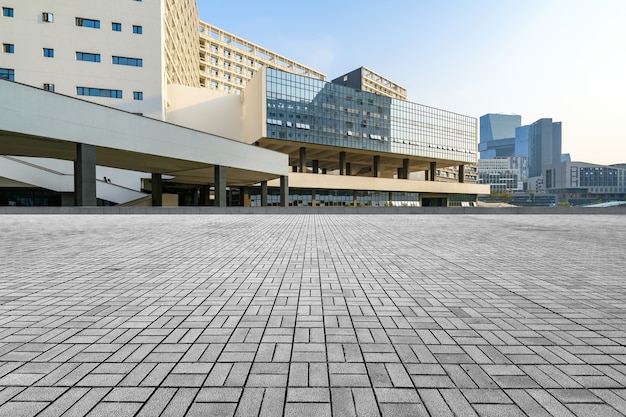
(197, 1, 626, 165)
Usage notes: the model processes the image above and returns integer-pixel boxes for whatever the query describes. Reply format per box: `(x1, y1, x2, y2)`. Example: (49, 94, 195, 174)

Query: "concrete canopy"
(0, 80, 288, 187)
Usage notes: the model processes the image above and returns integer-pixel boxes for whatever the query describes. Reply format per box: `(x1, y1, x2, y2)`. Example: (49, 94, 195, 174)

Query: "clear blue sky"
(197, 0, 626, 165)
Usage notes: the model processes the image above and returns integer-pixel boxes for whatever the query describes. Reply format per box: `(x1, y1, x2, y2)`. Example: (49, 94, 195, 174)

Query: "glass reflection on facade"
(266, 68, 477, 164)
(249, 187, 420, 207)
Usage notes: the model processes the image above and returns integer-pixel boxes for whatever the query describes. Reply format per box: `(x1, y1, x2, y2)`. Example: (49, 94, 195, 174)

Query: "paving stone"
(0, 214, 625, 416)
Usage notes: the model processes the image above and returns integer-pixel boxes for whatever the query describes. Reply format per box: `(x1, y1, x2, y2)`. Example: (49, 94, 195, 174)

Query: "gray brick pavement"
(0, 214, 625, 416)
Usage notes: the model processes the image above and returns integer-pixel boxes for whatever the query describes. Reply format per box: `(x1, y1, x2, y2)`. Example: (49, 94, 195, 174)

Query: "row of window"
(2, 45, 142, 67)
(0, 69, 143, 101)
(2, 1, 142, 19)
(2, 8, 143, 33)
(76, 18, 142, 33)
(77, 87, 143, 100)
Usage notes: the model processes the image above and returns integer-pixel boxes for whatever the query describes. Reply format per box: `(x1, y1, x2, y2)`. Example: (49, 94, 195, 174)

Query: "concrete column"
(459, 164, 465, 183)
(312, 160, 319, 174)
(429, 161, 436, 181)
(373, 155, 381, 177)
(346, 163, 351, 176)
(241, 186, 251, 207)
(402, 158, 410, 179)
(151, 173, 163, 207)
(299, 147, 306, 173)
(388, 191, 393, 206)
(74, 143, 97, 206)
(311, 189, 316, 207)
(261, 181, 268, 207)
(214, 165, 226, 207)
(353, 191, 358, 207)
(199, 185, 210, 206)
(339, 151, 346, 175)
(322, 168, 327, 174)
(279, 175, 289, 207)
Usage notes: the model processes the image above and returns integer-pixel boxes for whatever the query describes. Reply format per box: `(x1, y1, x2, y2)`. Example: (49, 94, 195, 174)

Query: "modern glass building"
(265, 68, 476, 168)
(528, 118, 562, 178)
(479, 113, 521, 158)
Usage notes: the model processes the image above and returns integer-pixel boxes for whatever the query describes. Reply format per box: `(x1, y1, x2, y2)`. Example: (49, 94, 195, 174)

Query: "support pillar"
(311, 189, 316, 207)
(241, 186, 251, 207)
(339, 151, 346, 175)
(388, 191, 393, 207)
(402, 158, 410, 179)
(74, 143, 97, 206)
(199, 185, 210, 206)
(459, 164, 465, 183)
(322, 168, 327, 174)
(299, 147, 306, 173)
(346, 163, 351, 176)
(261, 181, 268, 207)
(292, 166, 298, 173)
(312, 160, 319, 174)
(214, 165, 226, 207)
(279, 175, 289, 207)
(353, 191, 358, 207)
(373, 155, 381, 178)
(151, 173, 162, 207)
(429, 161, 436, 182)
(425, 170, 429, 181)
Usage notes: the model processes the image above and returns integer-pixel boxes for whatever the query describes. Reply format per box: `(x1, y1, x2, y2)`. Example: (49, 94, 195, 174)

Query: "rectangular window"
(112, 56, 142, 67)
(76, 17, 100, 28)
(76, 52, 101, 62)
(0, 68, 14, 81)
(42, 12, 53, 22)
(43, 83, 55, 92)
(3, 44, 14, 54)
(133, 91, 143, 100)
(43, 48, 54, 58)
(132, 25, 142, 34)
(3, 7, 14, 17)
(76, 87, 122, 99)
(112, 22, 122, 31)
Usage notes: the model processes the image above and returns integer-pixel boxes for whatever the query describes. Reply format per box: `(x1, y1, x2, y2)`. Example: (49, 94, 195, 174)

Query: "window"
(3, 7, 14, 17)
(76, 18, 100, 28)
(77, 87, 122, 98)
(133, 91, 143, 100)
(43, 83, 55, 92)
(0, 68, 14, 81)
(112, 56, 142, 67)
(42, 12, 53, 22)
(43, 48, 54, 58)
(210, 81, 218, 89)
(132, 25, 142, 34)
(112, 22, 122, 31)
(76, 52, 101, 62)
(3, 44, 14, 54)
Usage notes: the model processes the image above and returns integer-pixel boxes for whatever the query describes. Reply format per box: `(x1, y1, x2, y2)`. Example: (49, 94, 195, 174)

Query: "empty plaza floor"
(0, 213, 625, 417)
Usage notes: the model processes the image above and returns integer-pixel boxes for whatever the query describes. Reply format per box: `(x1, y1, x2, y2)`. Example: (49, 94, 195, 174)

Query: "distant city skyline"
(197, 0, 626, 166)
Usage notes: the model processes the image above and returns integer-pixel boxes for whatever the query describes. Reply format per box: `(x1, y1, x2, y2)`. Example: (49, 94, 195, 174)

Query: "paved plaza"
(0, 214, 625, 417)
